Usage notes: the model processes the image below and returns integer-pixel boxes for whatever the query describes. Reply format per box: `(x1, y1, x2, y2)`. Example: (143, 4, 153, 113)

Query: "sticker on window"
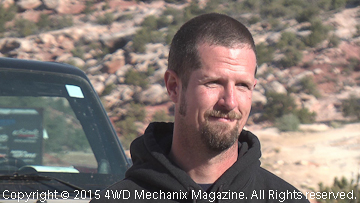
(65, 85, 84, 98)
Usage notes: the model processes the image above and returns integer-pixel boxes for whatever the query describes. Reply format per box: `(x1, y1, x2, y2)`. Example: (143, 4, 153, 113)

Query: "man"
(91, 13, 309, 202)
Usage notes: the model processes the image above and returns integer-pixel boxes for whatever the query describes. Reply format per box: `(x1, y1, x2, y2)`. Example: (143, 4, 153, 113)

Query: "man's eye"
(205, 81, 220, 87)
(237, 83, 250, 89)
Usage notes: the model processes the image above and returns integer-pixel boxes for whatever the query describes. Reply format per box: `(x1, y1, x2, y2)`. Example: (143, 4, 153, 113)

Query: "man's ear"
(164, 70, 181, 103)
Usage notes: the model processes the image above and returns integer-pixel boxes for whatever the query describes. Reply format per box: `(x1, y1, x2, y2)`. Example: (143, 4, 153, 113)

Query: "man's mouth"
(205, 110, 242, 121)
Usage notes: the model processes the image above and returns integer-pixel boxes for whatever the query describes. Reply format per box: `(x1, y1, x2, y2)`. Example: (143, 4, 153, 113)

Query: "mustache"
(205, 110, 242, 120)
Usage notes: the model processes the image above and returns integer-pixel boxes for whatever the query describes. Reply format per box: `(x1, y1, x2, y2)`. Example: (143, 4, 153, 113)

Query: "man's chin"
(200, 121, 240, 152)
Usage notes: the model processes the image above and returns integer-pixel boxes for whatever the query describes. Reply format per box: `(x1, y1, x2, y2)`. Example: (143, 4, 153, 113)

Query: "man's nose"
(218, 85, 237, 111)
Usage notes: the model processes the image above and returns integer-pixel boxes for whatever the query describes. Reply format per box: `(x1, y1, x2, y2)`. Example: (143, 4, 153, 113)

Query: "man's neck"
(169, 139, 239, 184)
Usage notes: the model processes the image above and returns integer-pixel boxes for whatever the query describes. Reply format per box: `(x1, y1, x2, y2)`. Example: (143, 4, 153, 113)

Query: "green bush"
(354, 24, 360, 37)
(14, 18, 36, 37)
(276, 32, 305, 51)
(256, 43, 275, 66)
(97, 12, 115, 25)
(127, 102, 147, 122)
(299, 76, 321, 98)
(124, 69, 149, 88)
(330, 0, 347, 10)
(151, 110, 173, 122)
(348, 57, 360, 72)
(294, 108, 317, 124)
(51, 15, 74, 30)
(71, 47, 85, 59)
(141, 15, 158, 30)
(0, 4, 16, 33)
(317, 175, 359, 203)
(295, 7, 320, 23)
(342, 95, 360, 121)
(262, 92, 297, 122)
(36, 14, 52, 31)
(328, 34, 341, 48)
(117, 117, 139, 150)
(116, 102, 147, 149)
(303, 19, 330, 47)
(83, 0, 95, 14)
(275, 114, 300, 132)
(132, 28, 151, 53)
(260, 2, 289, 19)
(279, 46, 303, 68)
(242, 0, 261, 10)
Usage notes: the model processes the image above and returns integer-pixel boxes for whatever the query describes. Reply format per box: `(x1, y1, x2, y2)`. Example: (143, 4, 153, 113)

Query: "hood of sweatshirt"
(125, 122, 262, 201)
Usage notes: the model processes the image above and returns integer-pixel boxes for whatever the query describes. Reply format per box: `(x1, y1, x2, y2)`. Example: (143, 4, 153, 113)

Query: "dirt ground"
(248, 123, 360, 196)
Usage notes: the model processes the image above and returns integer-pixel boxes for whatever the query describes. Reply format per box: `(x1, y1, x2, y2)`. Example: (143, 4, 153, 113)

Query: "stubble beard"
(179, 93, 242, 152)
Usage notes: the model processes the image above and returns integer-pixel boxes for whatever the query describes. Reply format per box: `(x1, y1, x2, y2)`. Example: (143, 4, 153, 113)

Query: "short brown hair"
(168, 13, 256, 89)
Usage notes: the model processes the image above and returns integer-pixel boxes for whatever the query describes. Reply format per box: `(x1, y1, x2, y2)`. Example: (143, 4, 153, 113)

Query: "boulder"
(102, 49, 126, 74)
(43, 0, 84, 14)
(16, 0, 42, 10)
(252, 90, 267, 106)
(136, 84, 168, 105)
(37, 33, 58, 47)
(265, 81, 287, 94)
(0, 0, 15, 8)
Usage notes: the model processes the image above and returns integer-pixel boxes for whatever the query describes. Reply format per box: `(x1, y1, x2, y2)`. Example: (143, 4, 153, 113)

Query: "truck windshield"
(0, 68, 129, 196)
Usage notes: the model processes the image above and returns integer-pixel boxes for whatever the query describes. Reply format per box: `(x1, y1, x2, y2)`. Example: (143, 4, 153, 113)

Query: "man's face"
(178, 43, 257, 152)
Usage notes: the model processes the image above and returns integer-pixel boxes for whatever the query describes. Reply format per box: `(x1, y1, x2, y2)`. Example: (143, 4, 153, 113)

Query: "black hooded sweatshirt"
(90, 122, 309, 203)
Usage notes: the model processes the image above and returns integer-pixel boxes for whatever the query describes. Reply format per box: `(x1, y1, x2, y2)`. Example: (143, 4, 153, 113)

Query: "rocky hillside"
(0, 0, 360, 148)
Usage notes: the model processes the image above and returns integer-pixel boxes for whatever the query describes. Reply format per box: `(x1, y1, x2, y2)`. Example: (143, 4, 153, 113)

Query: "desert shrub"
(141, 15, 158, 30)
(0, 4, 16, 33)
(183, 1, 206, 21)
(295, 7, 320, 23)
(83, 0, 95, 14)
(275, 114, 300, 132)
(330, 0, 347, 10)
(248, 15, 260, 25)
(127, 102, 146, 122)
(51, 15, 73, 29)
(97, 12, 114, 25)
(342, 95, 360, 121)
(124, 69, 149, 89)
(348, 57, 360, 72)
(317, 175, 359, 203)
(162, 7, 184, 26)
(303, 19, 330, 47)
(316, 0, 332, 11)
(242, 0, 261, 10)
(354, 24, 360, 37)
(116, 102, 147, 149)
(260, 2, 289, 19)
(256, 43, 275, 66)
(328, 34, 341, 48)
(294, 108, 317, 124)
(36, 13, 52, 31)
(299, 76, 321, 98)
(156, 15, 172, 29)
(14, 18, 36, 37)
(152, 110, 173, 122)
(164, 0, 187, 3)
(268, 17, 285, 31)
(262, 92, 297, 122)
(132, 28, 151, 53)
(71, 47, 85, 59)
(117, 117, 139, 150)
(279, 46, 303, 68)
(277, 32, 305, 51)
(101, 84, 116, 97)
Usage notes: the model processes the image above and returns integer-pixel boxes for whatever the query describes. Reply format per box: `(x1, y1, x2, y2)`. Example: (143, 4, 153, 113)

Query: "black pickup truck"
(0, 57, 130, 202)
